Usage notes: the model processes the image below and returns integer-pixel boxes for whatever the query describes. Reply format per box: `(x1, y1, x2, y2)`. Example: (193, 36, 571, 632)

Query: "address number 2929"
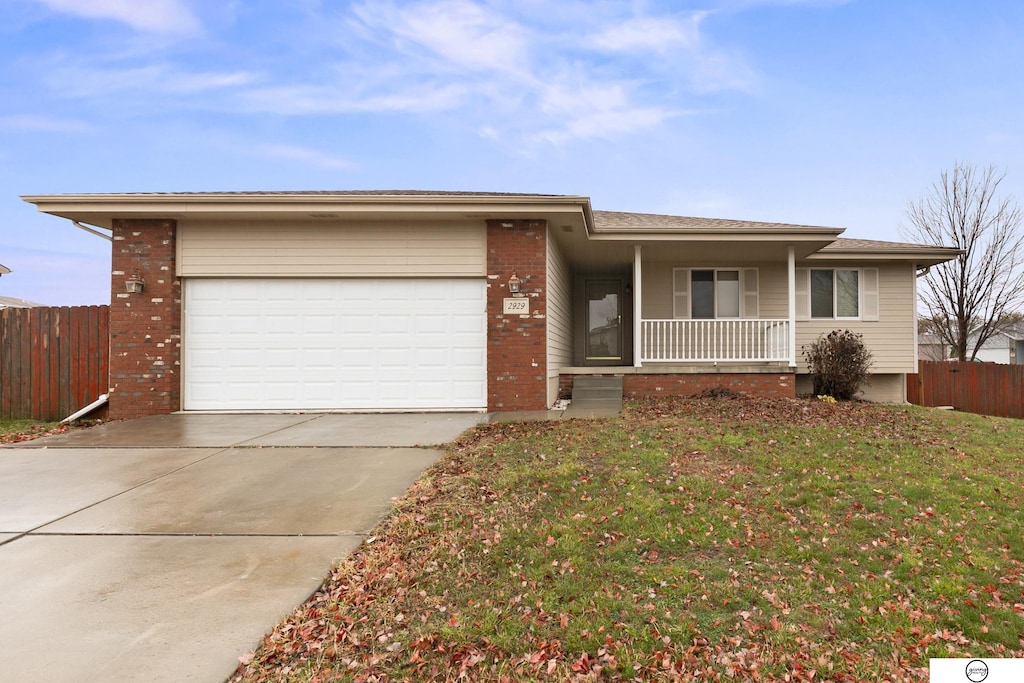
(502, 298, 530, 314)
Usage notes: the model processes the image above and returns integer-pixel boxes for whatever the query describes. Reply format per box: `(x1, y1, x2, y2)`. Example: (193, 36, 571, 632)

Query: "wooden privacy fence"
(907, 360, 1024, 419)
(0, 306, 109, 421)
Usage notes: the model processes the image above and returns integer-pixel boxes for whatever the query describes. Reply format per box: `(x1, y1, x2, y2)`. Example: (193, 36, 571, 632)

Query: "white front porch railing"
(640, 319, 791, 363)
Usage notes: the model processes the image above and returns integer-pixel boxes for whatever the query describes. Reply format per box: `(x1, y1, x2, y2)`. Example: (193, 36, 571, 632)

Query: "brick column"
(108, 219, 181, 420)
(486, 219, 548, 411)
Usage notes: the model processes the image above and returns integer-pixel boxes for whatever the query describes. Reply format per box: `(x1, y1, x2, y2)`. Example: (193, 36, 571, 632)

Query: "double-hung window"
(674, 268, 758, 319)
(796, 267, 879, 321)
(811, 269, 859, 318)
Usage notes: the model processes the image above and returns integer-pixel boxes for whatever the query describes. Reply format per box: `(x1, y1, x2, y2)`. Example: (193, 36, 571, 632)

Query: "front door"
(585, 279, 623, 362)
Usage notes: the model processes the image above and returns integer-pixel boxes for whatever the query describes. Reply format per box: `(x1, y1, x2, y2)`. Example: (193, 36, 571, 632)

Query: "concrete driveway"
(0, 413, 484, 683)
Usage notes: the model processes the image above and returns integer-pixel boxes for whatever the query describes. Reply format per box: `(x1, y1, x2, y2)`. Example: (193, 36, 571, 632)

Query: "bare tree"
(902, 163, 1024, 361)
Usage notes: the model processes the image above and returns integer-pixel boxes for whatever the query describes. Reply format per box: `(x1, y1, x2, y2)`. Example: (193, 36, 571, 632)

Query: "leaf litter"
(230, 397, 1024, 682)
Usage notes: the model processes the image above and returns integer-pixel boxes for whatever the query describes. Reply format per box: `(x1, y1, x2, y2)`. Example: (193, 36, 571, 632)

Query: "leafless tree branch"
(901, 162, 1024, 361)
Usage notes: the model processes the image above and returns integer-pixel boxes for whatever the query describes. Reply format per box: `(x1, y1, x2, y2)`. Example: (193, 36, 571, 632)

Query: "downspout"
(60, 394, 108, 424)
(71, 220, 113, 241)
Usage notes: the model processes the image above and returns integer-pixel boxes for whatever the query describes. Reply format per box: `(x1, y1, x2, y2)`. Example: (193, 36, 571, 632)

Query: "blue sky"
(2, 0, 1023, 305)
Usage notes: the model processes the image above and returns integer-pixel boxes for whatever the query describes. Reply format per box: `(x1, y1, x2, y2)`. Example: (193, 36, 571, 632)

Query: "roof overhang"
(22, 192, 963, 268)
(808, 245, 963, 267)
(21, 192, 595, 232)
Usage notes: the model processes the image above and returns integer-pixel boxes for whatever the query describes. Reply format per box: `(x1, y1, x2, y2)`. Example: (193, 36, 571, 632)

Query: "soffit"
(21, 192, 594, 231)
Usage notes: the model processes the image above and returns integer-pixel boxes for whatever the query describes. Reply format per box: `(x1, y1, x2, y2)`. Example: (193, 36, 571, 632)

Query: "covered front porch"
(564, 245, 813, 369)
(545, 210, 845, 404)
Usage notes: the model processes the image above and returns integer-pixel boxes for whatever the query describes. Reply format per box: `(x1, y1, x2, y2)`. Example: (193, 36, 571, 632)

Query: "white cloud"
(587, 14, 706, 54)
(30, 0, 201, 34)
(529, 78, 678, 146)
(46, 63, 257, 98)
(235, 82, 466, 115)
(351, 0, 529, 74)
(25, 0, 761, 149)
(0, 114, 94, 134)
(535, 106, 675, 147)
(329, 1, 705, 147)
(254, 144, 356, 170)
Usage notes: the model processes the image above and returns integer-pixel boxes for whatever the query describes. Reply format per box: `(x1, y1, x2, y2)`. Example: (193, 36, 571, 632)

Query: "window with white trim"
(795, 267, 879, 321)
(811, 269, 858, 318)
(673, 268, 758, 319)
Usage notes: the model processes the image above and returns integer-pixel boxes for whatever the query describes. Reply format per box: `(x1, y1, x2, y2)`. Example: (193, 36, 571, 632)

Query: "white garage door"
(183, 278, 487, 410)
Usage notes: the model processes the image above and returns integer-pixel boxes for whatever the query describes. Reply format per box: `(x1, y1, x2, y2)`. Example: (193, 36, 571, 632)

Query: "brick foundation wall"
(486, 219, 548, 411)
(108, 219, 181, 420)
(618, 373, 796, 399)
(558, 374, 575, 400)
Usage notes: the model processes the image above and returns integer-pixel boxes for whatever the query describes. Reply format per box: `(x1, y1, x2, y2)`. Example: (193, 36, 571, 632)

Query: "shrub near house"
(804, 329, 873, 400)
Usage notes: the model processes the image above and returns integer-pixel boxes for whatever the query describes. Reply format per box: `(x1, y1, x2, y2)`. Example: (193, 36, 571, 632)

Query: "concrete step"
(572, 387, 623, 399)
(571, 376, 623, 401)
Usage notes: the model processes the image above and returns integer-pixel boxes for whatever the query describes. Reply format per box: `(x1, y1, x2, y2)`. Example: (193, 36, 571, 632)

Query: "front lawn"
(232, 398, 1024, 682)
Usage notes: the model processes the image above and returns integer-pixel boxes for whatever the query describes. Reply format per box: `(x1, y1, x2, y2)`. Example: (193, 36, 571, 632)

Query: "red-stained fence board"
(0, 306, 110, 421)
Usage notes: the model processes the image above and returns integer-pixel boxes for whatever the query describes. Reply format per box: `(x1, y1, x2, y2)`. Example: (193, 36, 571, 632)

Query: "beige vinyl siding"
(640, 261, 674, 319)
(641, 261, 790, 320)
(795, 262, 917, 373)
(640, 258, 917, 377)
(546, 232, 572, 405)
(750, 264, 788, 318)
(177, 220, 486, 277)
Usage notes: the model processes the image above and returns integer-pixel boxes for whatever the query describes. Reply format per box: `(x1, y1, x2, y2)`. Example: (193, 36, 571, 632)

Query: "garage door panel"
(416, 348, 447, 368)
(184, 278, 486, 410)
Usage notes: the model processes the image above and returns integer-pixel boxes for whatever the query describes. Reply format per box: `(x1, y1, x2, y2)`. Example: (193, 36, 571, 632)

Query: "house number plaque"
(503, 298, 530, 315)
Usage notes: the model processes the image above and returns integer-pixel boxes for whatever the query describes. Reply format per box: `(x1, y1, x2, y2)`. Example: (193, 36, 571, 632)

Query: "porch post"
(634, 244, 643, 367)
(788, 246, 797, 367)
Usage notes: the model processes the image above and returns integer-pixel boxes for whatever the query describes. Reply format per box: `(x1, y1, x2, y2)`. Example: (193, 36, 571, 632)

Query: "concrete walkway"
(0, 413, 484, 683)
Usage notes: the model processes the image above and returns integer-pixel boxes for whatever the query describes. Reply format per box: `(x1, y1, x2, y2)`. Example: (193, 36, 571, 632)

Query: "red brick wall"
(558, 374, 575, 400)
(108, 219, 181, 420)
(486, 219, 548, 411)
(620, 373, 796, 399)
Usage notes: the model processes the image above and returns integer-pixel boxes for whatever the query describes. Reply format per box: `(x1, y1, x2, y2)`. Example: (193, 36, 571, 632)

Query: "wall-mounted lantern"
(125, 272, 145, 294)
(508, 272, 522, 296)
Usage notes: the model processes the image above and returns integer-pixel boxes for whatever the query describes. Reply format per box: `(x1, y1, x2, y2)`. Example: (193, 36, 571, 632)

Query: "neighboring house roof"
(969, 322, 1024, 348)
(999, 322, 1024, 340)
(0, 296, 43, 308)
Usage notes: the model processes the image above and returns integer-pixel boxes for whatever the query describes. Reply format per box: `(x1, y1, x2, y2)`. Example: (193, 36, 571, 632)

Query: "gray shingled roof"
(36, 190, 569, 198)
(22, 190, 962, 255)
(823, 238, 960, 252)
(591, 209, 841, 233)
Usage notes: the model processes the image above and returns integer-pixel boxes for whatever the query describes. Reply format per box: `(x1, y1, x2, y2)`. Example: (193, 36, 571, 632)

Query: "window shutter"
(795, 268, 809, 321)
(862, 268, 879, 321)
(742, 268, 758, 318)
(673, 268, 690, 319)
